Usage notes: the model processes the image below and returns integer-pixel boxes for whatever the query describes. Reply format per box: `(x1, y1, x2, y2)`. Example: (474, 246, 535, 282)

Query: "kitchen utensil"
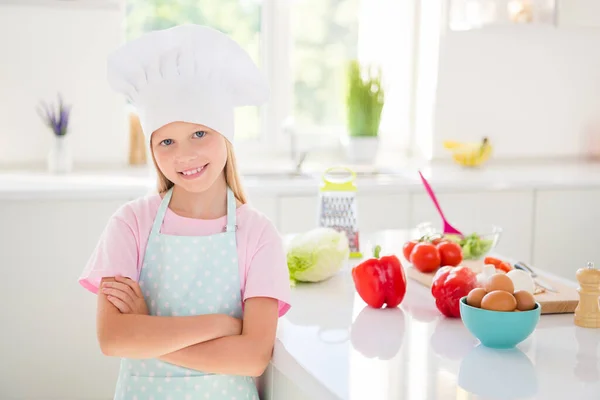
(459, 297, 540, 349)
(417, 171, 463, 236)
(514, 261, 558, 293)
(406, 259, 579, 314)
(574, 261, 600, 328)
(416, 222, 502, 260)
(317, 166, 361, 258)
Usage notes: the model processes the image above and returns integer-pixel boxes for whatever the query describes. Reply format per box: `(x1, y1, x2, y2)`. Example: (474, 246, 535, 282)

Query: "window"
(290, 0, 359, 133)
(125, 0, 263, 141)
(125, 0, 418, 156)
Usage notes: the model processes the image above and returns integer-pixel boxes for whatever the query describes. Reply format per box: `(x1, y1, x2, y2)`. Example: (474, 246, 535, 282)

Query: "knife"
(514, 261, 559, 293)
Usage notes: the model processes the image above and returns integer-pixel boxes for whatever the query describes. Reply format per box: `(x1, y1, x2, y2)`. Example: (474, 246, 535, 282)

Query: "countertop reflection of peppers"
(351, 245, 407, 309)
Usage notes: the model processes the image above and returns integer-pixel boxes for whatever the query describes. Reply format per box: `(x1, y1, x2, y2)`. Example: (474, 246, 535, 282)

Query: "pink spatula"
(418, 170, 463, 236)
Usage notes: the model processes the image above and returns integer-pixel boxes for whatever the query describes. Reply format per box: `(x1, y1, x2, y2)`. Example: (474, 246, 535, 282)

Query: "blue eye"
(160, 139, 173, 146)
(193, 131, 207, 138)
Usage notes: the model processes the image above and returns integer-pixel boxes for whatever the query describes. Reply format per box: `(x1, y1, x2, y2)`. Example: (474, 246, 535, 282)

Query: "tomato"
(431, 265, 478, 318)
(431, 237, 447, 245)
(436, 241, 463, 267)
(402, 240, 418, 261)
(410, 243, 441, 273)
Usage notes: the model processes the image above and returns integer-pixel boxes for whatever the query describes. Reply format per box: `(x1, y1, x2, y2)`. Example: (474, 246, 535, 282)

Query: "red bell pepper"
(431, 265, 478, 318)
(351, 245, 407, 309)
(484, 256, 513, 273)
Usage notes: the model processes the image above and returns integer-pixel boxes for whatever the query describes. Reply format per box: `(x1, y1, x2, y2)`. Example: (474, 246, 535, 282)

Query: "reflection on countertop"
(271, 230, 600, 400)
(458, 345, 539, 399)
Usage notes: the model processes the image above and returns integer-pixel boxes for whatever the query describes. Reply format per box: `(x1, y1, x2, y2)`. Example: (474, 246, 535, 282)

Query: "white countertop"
(271, 230, 600, 400)
(3, 159, 600, 199)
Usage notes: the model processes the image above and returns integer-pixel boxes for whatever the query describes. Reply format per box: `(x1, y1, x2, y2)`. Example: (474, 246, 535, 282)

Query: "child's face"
(151, 121, 228, 193)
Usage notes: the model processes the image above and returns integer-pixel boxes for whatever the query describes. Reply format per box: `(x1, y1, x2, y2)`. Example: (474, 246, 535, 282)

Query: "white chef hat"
(106, 24, 269, 145)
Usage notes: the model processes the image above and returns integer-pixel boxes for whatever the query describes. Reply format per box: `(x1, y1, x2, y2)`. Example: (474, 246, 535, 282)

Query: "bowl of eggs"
(460, 273, 541, 349)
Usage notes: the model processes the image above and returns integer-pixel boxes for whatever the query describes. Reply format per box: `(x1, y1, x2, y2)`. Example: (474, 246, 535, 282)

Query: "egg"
(476, 264, 496, 287)
(467, 288, 487, 308)
(485, 273, 515, 293)
(481, 290, 517, 312)
(514, 290, 536, 311)
(506, 270, 536, 294)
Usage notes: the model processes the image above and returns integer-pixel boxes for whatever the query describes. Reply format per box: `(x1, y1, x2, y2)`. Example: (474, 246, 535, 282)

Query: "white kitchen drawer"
(532, 189, 600, 280)
(409, 190, 535, 263)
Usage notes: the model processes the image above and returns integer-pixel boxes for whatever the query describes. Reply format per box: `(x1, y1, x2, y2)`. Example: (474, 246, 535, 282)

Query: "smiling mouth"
(178, 164, 208, 177)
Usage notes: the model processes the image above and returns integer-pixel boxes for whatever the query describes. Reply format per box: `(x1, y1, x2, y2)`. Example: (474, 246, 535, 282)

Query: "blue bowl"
(459, 297, 541, 349)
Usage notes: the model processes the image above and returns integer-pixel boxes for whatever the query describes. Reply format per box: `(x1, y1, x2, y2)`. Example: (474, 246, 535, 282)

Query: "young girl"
(79, 24, 292, 400)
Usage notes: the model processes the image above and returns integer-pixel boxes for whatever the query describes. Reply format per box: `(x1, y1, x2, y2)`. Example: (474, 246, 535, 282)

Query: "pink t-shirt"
(79, 193, 291, 317)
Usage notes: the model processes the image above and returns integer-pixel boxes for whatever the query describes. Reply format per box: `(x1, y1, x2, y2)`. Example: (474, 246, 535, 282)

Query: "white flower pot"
(47, 135, 72, 174)
(343, 136, 380, 163)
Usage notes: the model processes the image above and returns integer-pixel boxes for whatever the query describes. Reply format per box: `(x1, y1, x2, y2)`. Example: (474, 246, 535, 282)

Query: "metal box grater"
(317, 167, 362, 258)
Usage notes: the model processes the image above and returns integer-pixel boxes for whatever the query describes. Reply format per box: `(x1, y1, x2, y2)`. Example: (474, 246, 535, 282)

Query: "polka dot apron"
(113, 187, 259, 400)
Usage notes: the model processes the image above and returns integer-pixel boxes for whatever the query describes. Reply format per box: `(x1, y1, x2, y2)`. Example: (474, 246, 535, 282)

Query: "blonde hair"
(151, 138, 247, 204)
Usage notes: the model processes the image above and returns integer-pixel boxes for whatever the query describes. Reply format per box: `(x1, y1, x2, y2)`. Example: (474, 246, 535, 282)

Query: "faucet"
(282, 116, 309, 175)
(295, 151, 308, 174)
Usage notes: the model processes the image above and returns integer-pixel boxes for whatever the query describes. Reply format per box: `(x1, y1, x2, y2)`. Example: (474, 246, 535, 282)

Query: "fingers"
(115, 276, 144, 298)
(101, 286, 136, 311)
(107, 295, 131, 313)
(102, 281, 137, 304)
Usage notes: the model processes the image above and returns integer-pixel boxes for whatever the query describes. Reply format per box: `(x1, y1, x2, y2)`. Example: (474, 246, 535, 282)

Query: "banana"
(443, 137, 492, 167)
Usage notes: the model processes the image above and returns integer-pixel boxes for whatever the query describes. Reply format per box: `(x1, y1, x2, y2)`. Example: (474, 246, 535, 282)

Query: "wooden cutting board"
(406, 259, 580, 315)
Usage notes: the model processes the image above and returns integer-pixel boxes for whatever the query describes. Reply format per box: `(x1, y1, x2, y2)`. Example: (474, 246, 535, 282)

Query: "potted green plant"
(343, 59, 385, 163)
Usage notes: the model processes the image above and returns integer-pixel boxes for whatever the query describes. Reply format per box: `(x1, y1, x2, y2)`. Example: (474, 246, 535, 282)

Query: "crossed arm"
(96, 277, 279, 377)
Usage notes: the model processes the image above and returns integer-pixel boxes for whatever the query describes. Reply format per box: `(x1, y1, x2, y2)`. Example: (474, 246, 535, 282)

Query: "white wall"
(431, 25, 600, 159)
(0, 1, 128, 168)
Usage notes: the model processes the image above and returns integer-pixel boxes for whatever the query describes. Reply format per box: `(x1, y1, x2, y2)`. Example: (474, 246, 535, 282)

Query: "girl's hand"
(101, 276, 149, 315)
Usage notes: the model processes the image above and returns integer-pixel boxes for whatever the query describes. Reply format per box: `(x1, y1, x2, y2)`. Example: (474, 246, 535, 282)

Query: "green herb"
(345, 60, 385, 138)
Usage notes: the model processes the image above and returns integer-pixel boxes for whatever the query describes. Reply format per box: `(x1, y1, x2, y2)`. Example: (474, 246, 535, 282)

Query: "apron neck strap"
(151, 187, 174, 237)
(151, 186, 237, 236)
(225, 187, 237, 232)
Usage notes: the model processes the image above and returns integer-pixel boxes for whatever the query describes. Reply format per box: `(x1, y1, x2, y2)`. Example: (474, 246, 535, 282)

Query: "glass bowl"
(415, 222, 502, 260)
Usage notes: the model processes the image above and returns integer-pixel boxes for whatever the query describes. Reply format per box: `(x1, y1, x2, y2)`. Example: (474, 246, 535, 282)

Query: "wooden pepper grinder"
(574, 262, 600, 328)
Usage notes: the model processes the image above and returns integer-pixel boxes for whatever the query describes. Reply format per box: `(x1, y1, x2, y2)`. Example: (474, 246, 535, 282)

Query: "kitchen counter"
(268, 230, 600, 400)
(3, 159, 600, 199)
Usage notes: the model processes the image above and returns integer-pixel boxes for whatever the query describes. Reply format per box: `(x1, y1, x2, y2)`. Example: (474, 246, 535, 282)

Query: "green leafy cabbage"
(286, 227, 350, 285)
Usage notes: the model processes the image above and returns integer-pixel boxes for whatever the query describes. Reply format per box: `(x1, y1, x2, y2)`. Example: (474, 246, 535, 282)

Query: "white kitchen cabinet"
(557, 0, 600, 28)
(409, 190, 535, 263)
(279, 195, 319, 234)
(260, 365, 314, 400)
(356, 193, 411, 232)
(246, 192, 279, 229)
(532, 189, 600, 280)
(278, 193, 411, 235)
(0, 199, 125, 400)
